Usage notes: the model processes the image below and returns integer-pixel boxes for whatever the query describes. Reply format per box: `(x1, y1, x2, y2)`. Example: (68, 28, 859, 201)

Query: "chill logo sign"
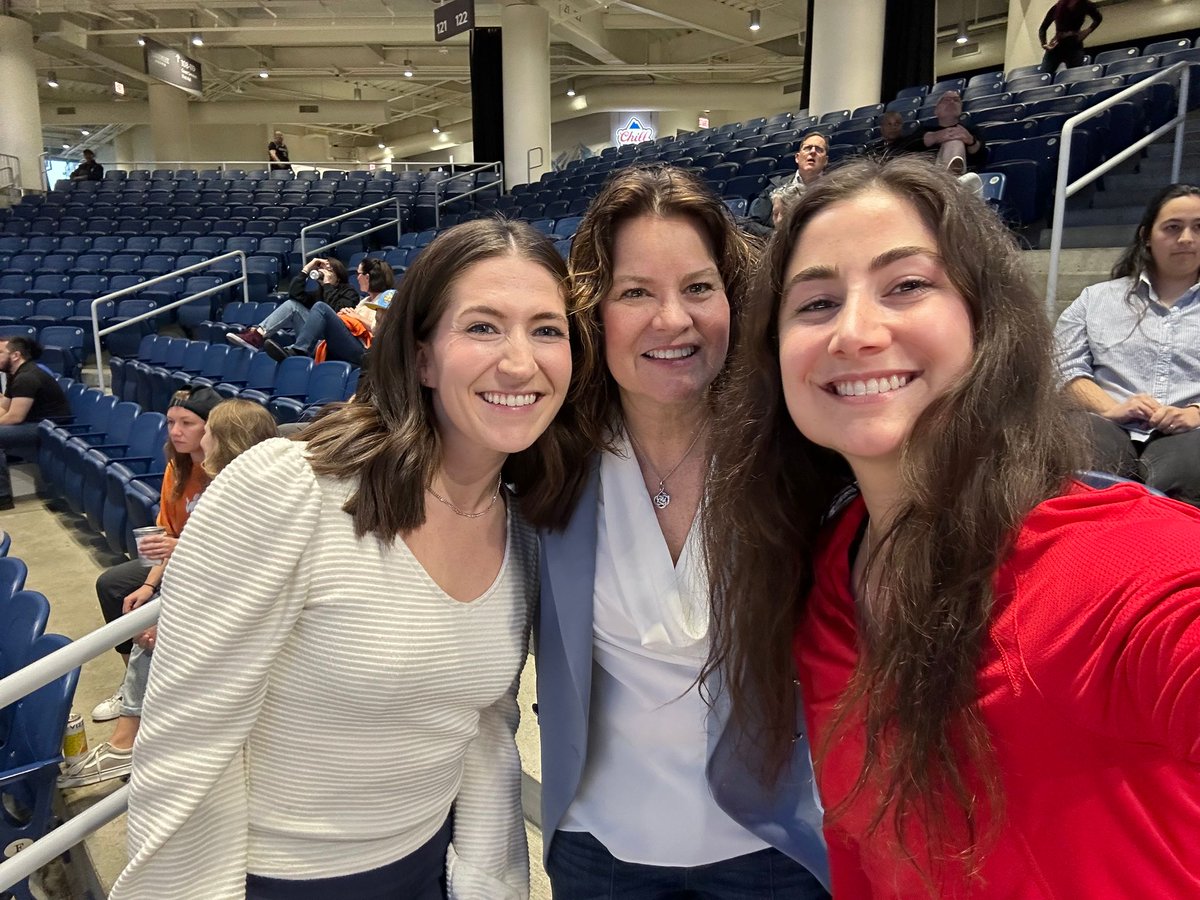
(614, 115, 656, 146)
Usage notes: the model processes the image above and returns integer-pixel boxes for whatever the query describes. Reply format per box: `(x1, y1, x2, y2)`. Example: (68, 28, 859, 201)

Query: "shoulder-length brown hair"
(302, 218, 579, 541)
(703, 157, 1087, 876)
(546, 164, 758, 527)
(202, 399, 278, 478)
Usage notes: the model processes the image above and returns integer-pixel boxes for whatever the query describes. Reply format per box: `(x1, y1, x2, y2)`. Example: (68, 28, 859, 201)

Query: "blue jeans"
(0, 422, 42, 504)
(546, 831, 830, 900)
(119, 643, 152, 717)
(257, 299, 310, 338)
(290, 301, 365, 366)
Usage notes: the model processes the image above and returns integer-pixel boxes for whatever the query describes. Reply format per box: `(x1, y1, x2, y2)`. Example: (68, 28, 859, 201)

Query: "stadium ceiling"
(12, 0, 1118, 149)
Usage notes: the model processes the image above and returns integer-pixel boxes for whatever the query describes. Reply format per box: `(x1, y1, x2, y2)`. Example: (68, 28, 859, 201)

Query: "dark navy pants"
(546, 830, 830, 900)
(245, 816, 451, 900)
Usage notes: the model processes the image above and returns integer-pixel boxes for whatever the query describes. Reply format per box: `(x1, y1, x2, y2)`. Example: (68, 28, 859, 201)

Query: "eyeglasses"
(799, 145, 827, 155)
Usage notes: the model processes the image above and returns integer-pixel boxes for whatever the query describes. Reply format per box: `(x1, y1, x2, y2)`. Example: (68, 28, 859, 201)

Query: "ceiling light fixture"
(749, 9, 761, 31)
(566, 80, 576, 97)
(191, 33, 204, 46)
(432, 120, 441, 134)
(258, 65, 270, 78)
(136, 36, 146, 47)
(956, 22, 969, 44)
(47, 71, 60, 88)
(61, 143, 70, 150)
(403, 59, 414, 77)
(81, 129, 90, 136)
(378, 142, 386, 149)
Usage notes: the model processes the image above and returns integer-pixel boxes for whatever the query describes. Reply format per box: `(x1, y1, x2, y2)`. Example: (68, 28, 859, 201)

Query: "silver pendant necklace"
(626, 426, 705, 510)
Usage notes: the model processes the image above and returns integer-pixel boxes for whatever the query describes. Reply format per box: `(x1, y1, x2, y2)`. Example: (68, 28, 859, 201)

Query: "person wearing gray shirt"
(1054, 184, 1200, 504)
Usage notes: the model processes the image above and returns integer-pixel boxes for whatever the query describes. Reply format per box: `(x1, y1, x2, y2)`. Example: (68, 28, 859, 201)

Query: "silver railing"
(0, 601, 159, 894)
(1045, 61, 1194, 315)
(433, 160, 504, 228)
(0, 152, 22, 198)
(298, 196, 404, 261)
(526, 146, 545, 187)
(91, 251, 251, 392)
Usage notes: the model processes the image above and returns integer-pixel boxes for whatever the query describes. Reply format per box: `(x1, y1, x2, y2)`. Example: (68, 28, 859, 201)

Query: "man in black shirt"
(268, 131, 292, 171)
(69, 149, 105, 181)
(0, 338, 71, 509)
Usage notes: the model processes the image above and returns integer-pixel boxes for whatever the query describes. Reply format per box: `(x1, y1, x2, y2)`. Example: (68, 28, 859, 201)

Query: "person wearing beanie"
(62, 387, 223, 787)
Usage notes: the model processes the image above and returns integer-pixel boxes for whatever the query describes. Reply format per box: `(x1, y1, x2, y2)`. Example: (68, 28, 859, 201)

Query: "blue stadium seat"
(240, 354, 311, 407)
(216, 351, 277, 398)
(82, 410, 167, 535)
(1014, 84, 1067, 104)
(25, 274, 71, 303)
(0, 275, 33, 300)
(1106, 56, 1160, 78)
(1054, 64, 1104, 85)
(1007, 72, 1053, 93)
(0, 298, 34, 326)
(895, 85, 927, 101)
(0, 632, 80, 900)
(268, 360, 352, 424)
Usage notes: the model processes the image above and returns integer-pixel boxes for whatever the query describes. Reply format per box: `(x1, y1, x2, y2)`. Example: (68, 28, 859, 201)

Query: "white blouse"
(561, 437, 767, 865)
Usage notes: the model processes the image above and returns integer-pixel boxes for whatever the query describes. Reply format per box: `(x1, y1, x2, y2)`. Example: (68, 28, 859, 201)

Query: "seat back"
(0, 556, 29, 603)
(304, 360, 352, 404)
(0, 590, 50, 679)
(127, 412, 169, 458)
(272, 355, 314, 396)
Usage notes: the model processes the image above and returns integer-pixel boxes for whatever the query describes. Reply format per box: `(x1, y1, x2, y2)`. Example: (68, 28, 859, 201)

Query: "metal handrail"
(299, 196, 404, 261)
(0, 152, 21, 195)
(91, 250, 251, 392)
(1045, 62, 1194, 315)
(432, 161, 503, 228)
(526, 146, 545, 187)
(0, 601, 159, 892)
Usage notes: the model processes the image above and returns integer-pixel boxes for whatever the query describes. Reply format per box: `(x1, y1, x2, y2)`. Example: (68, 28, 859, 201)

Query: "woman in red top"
(703, 157, 1200, 897)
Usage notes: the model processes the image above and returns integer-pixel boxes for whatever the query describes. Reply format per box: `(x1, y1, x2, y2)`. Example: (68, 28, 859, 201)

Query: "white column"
(502, 2, 551, 188)
(1004, 0, 1045, 73)
(114, 131, 136, 171)
(0, 16, 46, 192)
(148, 83, 193, 165)
(808, 0, 887, 115)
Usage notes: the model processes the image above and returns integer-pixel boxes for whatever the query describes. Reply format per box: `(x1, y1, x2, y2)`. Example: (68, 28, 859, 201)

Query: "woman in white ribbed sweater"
(109, 219, 579, 900)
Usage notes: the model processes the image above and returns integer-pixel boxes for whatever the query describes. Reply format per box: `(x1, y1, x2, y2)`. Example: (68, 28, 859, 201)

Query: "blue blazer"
(535, 462, 830, 887)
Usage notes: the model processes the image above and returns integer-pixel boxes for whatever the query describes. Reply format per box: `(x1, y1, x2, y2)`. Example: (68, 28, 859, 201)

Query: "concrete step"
(1065, 206, 1143, 227)
(1145, 142, 1200, 161)
(1135, 158, 1200, 180)
(1036, 225, 1132, 250)
(1023, 246, 1123, 315)
(1101, 171, 1200, 193)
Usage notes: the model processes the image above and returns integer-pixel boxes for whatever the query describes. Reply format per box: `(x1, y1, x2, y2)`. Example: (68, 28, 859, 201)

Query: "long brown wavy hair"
(703, 157, 1087, 877)
(201, 399, 278, 478)
(302, 218, 580, 541)
(539, 163, 758, 529)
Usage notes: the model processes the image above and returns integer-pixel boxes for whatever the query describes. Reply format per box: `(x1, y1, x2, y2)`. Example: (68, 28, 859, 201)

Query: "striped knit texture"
(109, 439, 535, 900)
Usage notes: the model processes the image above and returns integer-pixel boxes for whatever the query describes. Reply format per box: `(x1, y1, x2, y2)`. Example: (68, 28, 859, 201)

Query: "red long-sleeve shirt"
(795, 482, 1200, 898)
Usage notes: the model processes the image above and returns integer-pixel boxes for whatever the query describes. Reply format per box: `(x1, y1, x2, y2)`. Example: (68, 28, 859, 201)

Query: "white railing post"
(1044, 63, 1193, 317)
(91, 251, 250, 392)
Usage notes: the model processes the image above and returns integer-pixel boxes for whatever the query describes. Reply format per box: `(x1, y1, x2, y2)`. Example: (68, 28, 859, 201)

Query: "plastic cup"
(132, 526, 166, 567)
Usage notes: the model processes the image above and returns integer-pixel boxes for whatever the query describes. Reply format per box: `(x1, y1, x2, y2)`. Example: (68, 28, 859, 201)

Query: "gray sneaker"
(58, 742, 133, 788)
(90, 688, 123, 722)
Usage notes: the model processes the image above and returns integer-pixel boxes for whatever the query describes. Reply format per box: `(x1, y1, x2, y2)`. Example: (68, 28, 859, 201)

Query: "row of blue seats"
(0, 540, 77, 900)
(0, 246, 288, 280)
(48, 171, 498, 198)
(0, 323, 89, 377)
(111, 335, 359, 425)
(84, 167, 442, 184)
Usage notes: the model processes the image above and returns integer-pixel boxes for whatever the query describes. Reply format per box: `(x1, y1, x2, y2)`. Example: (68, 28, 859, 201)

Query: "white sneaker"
(57, 742, 133, 788)
(958, 172, 984, 197)
(91, 688, 124, 722)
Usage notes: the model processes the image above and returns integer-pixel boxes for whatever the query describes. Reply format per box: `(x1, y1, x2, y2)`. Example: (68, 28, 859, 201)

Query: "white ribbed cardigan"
(109, 439, 534, 900)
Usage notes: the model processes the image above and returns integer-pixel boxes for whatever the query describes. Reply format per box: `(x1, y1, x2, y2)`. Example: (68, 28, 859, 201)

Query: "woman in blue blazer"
(531, 166, 830, 898)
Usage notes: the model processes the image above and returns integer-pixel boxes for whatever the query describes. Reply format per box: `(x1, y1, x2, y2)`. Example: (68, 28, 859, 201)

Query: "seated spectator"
(746, 132, 829, 236)
(265, 288, 394, 367)
(82, 388, 219, 732)
(228, 257, 393, 351)
(69, 148, 104, 181)
(865, 111, 911, 159)
(916, 91, 985, 175)
(1054, 184, 1200, 505)
(770, 181, 807, 227)
(60, 395, 277, 788)
(0, 337, 71, 510)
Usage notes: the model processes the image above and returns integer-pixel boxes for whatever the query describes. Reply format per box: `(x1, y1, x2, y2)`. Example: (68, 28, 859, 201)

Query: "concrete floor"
(4, 475, 550, 899)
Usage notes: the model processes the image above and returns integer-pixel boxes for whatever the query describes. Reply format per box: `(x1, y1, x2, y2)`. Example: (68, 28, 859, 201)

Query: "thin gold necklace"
(427, 477, 502, 519)
(626, 426, 705, 510)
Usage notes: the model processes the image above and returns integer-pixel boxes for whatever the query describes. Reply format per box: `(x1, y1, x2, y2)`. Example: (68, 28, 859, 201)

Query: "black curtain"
(470, 28, 504, 164)
(880, 0, 936, 103)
